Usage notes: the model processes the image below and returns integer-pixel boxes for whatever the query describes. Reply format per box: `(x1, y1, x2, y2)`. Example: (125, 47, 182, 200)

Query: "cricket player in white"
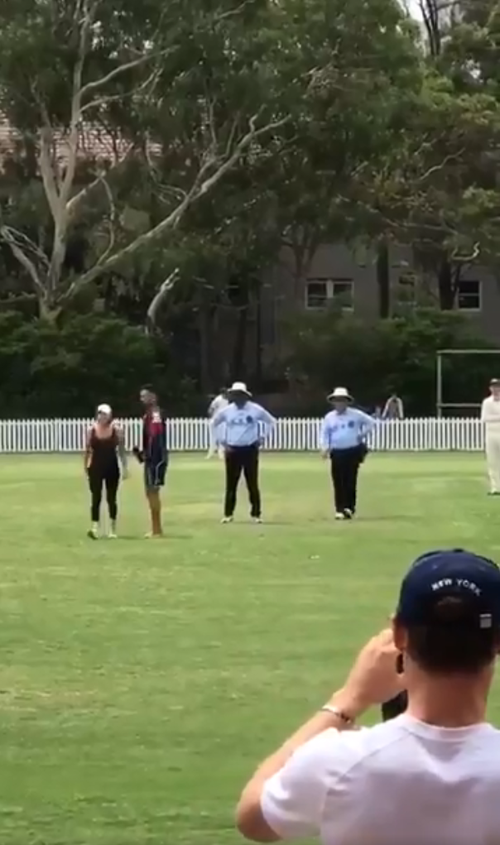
(481, 378, 500, 494)
(207, 388, 228, 459)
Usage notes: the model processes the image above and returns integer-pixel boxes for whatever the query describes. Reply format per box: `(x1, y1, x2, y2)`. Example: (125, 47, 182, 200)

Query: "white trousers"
(486, 436, 500, 492)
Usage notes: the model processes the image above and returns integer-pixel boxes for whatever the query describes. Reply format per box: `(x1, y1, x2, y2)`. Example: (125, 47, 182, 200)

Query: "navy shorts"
(144, 458, 168, 490)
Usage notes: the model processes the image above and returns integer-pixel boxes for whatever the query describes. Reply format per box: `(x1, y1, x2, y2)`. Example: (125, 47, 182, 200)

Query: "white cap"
(228, 381, 252, 396)
(97, 403, 112, 415)
(327, 387, 352, 401)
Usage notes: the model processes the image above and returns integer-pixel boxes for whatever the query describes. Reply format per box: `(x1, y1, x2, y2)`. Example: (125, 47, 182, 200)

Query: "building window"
(457, 279, 481, 311)
(305, 281, 328, 309)
(305, 278, 354, 310)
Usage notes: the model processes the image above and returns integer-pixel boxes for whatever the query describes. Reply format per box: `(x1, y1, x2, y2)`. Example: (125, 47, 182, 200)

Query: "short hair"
(404, 596, 499, 674)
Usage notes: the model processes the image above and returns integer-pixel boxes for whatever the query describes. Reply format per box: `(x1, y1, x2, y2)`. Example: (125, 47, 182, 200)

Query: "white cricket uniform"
(208, 395, 228, 453)
(261, 714, 500, 845)
(481, 395, 500, 492)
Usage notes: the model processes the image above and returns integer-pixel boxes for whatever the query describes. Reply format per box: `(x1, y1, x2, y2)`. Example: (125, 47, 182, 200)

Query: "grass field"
(1, 452, 500, 845)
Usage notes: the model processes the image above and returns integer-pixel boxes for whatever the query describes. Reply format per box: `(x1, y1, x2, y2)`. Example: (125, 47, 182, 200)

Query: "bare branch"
(93, 175, 117, 267)
(450, 242, 480, 262)
(414, 150, 466, 184)
(225, 114, 241, 158)
(0, 226, 45, 295)
(57, 112, 289, 306)
(146, 267, 180, 333)
(59, 0, 95, 208)
(80, 66, 162, 115)
(0, 226, 50, 268)
(79, 47, 174, 100)
(66, 144, 137, 220)
(216, 0, 251, 21)
(197, 113, 289, 197)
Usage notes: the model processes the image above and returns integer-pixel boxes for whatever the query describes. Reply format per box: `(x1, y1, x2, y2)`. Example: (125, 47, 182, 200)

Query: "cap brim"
(328, 394, 352, 402)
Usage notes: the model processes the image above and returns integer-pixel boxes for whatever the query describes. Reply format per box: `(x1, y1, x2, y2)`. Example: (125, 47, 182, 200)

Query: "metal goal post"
(436, 349, 500, 417)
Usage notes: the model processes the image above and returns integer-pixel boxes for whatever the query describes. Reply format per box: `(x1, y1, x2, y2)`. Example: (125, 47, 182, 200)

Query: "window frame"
(456, 278, 481, 312)
(305, 277, 354, 311)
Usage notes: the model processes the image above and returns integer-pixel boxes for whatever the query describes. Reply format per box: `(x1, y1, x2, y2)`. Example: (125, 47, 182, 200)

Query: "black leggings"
(88, 468, 120, 522)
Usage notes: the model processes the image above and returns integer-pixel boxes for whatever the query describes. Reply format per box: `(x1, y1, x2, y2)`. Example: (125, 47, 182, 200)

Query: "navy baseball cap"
(396, 549, 500, 628)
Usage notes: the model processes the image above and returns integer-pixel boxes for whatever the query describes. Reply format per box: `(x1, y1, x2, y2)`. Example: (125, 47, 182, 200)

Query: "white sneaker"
(252, 517, 263, 524)
(108, 532, 117, 539)
(343, 508, 353, 519)
(221, 516, 233, 524)
(87, 528, 99, 539)
(335, 512, 345, 520)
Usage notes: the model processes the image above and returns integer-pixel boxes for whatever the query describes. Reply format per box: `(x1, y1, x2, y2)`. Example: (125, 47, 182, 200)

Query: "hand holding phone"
(381, 654, 407, 720)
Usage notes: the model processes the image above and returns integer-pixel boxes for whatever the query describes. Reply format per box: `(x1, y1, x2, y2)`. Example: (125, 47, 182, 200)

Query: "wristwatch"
(320, 703, 355, 726)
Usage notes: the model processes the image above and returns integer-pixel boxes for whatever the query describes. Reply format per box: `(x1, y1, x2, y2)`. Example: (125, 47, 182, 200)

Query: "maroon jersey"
(142, 409, 167, 464)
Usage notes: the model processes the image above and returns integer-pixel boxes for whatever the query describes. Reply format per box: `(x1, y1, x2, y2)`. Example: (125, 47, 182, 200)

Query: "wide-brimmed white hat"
(327, 387, 352, 402)
(228, 381, 252, 396)
(97, 403, 112, 415)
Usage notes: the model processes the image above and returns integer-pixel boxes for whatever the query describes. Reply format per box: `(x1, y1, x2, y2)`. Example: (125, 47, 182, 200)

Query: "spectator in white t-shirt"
(236, 548, 500, 845)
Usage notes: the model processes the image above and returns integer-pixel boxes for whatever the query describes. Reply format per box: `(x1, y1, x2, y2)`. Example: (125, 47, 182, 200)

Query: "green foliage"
(0, 312, 195, 417)
(286, 308, 497, 414)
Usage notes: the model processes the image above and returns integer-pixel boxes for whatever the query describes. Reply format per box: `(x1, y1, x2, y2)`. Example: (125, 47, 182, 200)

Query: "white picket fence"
(0, 417, 489, 453)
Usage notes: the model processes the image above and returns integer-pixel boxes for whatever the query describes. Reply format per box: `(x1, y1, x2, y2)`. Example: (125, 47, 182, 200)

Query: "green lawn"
(0, 453, 499, 845)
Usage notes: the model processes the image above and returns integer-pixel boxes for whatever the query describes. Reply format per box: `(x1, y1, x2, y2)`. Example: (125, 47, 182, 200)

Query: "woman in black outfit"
(84, 403, 128, 538)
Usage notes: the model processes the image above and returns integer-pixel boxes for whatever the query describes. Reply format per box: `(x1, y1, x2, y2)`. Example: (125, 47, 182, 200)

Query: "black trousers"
(224, 443, 261, 517)
(88, 466, 120, 522)
(329, 446, 363, 513)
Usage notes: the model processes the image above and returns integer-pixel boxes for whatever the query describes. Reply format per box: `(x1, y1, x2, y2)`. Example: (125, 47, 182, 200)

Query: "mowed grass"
(1, 452, 500, 845)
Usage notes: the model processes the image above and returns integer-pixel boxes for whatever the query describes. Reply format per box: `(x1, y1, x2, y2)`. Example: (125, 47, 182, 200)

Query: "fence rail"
(0, 417, 489, 453)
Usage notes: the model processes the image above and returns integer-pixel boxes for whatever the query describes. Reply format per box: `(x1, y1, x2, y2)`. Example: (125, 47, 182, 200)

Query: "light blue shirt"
(212, 401, 276, 447)
(320, 407, 375, 451)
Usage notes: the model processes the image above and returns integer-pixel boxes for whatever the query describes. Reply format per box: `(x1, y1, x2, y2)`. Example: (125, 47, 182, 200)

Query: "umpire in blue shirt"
(211, 381, 276, 523)
(320, 387, 375, 520)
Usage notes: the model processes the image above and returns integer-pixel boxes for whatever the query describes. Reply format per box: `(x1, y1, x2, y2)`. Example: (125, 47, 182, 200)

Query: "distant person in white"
(236, 548, 500, 845)
(481, 378, 500, 494)
(382, 392, 404, 419)
(207, 387, 228, 459)
(320, 387, 374, 519)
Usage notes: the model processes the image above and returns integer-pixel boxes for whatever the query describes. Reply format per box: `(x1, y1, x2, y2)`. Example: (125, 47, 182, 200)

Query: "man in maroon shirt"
(133, 386, 168, 537)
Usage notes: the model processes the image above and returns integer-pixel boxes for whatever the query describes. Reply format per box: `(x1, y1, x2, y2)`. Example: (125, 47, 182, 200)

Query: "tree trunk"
(438, 258, 455, 310)
(376, 241, 390, 318)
